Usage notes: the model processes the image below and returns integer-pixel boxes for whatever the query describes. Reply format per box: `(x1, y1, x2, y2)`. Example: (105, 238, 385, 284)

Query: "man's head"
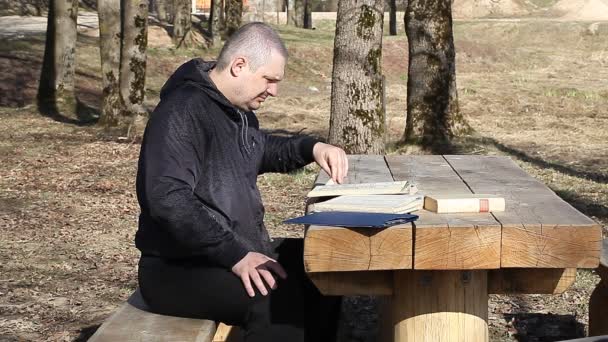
(210, 22, 288, 111)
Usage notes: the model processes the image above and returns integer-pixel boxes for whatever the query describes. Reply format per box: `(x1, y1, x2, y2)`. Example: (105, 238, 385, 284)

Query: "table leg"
(391, 270, 489, 342)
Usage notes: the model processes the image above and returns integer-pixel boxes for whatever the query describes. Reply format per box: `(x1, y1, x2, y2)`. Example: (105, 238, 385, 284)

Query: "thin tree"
(98, 0, 123, 126)
(156, 0, 169, 23)
(388, 0, 396, 35)
(224, 0, 242, 38)
(38, 0, 79, 119)
(303, 0, 312, 29)
(120, 0, 148, 122)
(402, 0, 467, 149)
(294, 0, 304, 27)
(328, 0, 386, 154)
(209, 0, 223, 46)
(173, 0, 196, 47)
(287, 0, 296, 25)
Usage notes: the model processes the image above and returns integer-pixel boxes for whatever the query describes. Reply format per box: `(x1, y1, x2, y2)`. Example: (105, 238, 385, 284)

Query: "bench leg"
(213, 323, 243, 342)
(391, 270, 489, 342)
(589, 266, 608, 336)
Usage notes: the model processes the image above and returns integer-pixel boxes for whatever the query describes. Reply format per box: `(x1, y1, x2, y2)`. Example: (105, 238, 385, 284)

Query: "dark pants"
(138, 238, 341, 342)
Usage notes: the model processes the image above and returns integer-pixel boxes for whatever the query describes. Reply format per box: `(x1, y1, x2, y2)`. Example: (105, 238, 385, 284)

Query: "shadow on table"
(503, 313, 585, 342)
(448, 135, 608, 222)
(454, 135, 608, 185)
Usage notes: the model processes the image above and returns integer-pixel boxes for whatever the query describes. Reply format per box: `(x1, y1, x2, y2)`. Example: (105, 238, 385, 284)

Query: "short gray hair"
(215, 22, 288, 71)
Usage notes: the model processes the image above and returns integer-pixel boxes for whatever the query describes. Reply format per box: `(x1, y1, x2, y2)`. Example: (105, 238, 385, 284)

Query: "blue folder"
(284, 211, 418, 228)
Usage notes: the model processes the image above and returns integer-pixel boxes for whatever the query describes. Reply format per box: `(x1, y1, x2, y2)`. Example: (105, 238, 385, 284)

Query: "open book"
(310, 194, 424, 214)
(307, 180, 417, 198)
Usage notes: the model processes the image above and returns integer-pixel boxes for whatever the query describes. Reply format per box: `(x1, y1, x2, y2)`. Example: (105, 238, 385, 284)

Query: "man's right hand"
(231, 252, 287, 297)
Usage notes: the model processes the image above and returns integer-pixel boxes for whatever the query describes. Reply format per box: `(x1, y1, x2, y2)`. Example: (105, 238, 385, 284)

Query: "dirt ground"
(0, 13, 607, 342)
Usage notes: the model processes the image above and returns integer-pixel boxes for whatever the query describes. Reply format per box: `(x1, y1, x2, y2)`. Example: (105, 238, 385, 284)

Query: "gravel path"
(0, 12, 99, 38)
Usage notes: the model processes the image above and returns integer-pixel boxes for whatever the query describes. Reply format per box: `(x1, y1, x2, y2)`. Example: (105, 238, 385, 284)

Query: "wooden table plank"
(304, 155, 413, 272)
(444, 155, 602, 268)
(386, 155, 502, 270)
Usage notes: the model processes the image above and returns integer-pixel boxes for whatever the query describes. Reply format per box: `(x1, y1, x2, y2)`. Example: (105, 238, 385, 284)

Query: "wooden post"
(392, 270, 489, 342)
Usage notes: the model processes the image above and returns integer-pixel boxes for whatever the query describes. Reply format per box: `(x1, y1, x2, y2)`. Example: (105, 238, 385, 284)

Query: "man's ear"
(230, 57, 248, 77)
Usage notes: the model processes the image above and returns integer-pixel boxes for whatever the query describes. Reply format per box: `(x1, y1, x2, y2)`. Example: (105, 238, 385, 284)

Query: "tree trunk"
(37, 0, 78, 118)
(303, 0, 312, 28)
(156, 0, 168, 22)
(173, 0, 196, 47)
(220, 0, 225, 29)
(98, 0, 124, 126)
(286, 0, 296, 25)
(224, 0, 242, 38)
(328, 0, 386, 154)
(389, 0, 396, 35)
(402, 0, 467, 149)
(294, 0, 304, 27)
(209, 0, 223, 46)
(120, 0, 148, 126)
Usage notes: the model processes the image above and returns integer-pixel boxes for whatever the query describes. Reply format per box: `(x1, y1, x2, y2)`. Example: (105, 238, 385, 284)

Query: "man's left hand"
(312, 142, 348, 184)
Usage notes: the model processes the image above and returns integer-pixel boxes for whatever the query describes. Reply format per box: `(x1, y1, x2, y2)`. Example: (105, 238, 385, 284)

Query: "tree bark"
(294, 0, 304, 27)
(37, 0, 79, 118)
(303, 0, 312, 29)
(328, 0, 386, 154)
(209, 0, 223, 46)
(98, 0, 124, 126)
(224, 0, 242, 38)
(402, 0, 467, 149)
(156, 0, 168, 22)
(120, 0, 148, 123)
(389, 0, 397, 35)
(173, 0, 195, 47)
(286, 0, 296, 25)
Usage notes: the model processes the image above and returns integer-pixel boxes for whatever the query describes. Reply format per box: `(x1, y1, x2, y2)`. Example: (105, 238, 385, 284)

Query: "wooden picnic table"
(303, 155, 602, 342)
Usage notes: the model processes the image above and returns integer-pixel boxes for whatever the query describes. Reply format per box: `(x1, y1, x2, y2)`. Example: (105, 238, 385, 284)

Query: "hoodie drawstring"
(237, 110, 252, 155)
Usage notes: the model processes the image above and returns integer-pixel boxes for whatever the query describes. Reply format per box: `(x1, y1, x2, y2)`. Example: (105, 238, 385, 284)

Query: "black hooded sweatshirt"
(135, 59, 318, 268)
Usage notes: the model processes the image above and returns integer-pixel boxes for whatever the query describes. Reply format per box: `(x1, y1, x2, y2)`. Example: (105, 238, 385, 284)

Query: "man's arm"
(138, 100, 250, 269)
(259, 133, 318, 174)
(259, 132, 348, 183)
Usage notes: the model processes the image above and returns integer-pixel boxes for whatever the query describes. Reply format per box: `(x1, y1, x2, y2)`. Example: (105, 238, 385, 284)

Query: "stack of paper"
(307, 181, 416, 198)
(310, 194, 424, 214)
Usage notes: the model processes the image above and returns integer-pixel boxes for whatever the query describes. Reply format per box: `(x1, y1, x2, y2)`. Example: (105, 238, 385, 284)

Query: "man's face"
(234, 50, 285, 111)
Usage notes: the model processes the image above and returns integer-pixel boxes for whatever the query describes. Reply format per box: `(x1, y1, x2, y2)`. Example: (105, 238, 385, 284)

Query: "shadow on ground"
(74, 324, 100, 342)
(503, 313, 585, 342)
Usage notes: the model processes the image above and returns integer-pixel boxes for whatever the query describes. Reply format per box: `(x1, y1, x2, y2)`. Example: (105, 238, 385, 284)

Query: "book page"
(307, 181, 412, 197)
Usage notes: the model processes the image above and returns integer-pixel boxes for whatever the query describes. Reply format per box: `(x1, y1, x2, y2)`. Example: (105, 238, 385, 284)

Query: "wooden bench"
(89, 289, 240, 342)
(589, 239, 608, 336)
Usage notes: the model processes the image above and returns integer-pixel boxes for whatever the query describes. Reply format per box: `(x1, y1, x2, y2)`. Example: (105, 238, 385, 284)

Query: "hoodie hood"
(160, 58, 238, 118)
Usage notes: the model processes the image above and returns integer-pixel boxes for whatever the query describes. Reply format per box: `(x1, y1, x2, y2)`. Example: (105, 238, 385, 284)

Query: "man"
(135, 22, 348, 341)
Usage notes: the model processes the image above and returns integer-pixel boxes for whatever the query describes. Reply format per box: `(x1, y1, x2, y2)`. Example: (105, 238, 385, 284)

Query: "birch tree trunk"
(120, 0, 148, 124)
(98, 0, 124, 126)
(328, 0, 386, 154)
(38, 0, 79, 118)
(224, 0, 242, 38)
(389, 0, 397, 35)
(402, 0, 467, 148)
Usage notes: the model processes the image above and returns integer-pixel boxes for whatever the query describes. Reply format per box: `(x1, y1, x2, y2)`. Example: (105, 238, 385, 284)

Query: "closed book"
(424, 194, 505, 213)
